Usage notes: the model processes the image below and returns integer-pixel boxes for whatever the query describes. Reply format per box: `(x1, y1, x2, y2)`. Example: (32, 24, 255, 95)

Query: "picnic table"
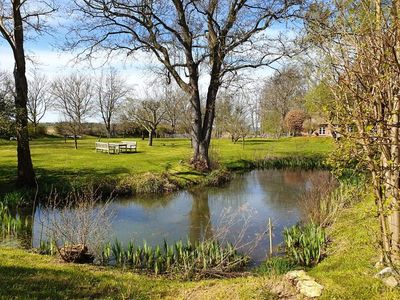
(95, 141, 137, 154)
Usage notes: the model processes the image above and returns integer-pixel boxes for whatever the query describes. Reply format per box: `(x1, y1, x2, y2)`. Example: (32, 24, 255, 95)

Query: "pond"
(31, 169, 330, 264)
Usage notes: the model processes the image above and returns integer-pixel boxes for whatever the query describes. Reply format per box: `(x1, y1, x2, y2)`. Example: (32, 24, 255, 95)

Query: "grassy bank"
(308, 193, 400, 299)
(0, 136, 333, 196)
(0, 247, 291, 299)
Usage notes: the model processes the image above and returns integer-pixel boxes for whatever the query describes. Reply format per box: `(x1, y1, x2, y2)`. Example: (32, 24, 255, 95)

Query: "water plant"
(38, 239, 58, 256)
(226, 155, 328, 171)
(256, 156, 328, 170)
(101, 239, 249, 278)
(0, 203, 30, 238)
(1, 191, 28, 208)
(284, 223, 327, 267)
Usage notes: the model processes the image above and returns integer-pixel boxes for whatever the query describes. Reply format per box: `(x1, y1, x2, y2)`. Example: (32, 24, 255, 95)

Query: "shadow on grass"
(0, 265, 145, 299)
(0, 165, 132, 198)
(238, 139, 274, 145)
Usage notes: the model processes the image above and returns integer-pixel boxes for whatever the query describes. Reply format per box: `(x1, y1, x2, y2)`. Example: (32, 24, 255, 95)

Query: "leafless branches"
(27, 70, 51, 133)
(68, 0, 304, 168)
(95, 68, 130, 137)
(40, 189, 114, 262)
(126, 90, 166, 146)
(306, 0, 400, 263)
(51, 73, 94, 148)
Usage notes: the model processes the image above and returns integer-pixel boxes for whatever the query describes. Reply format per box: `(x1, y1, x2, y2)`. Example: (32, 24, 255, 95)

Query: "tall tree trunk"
(189, 78, 219, 171)
(106, 125, 111, 138)
(148, 129, 154, 146)
(74, 135, 78, 149)
(13, 0, 35, 187)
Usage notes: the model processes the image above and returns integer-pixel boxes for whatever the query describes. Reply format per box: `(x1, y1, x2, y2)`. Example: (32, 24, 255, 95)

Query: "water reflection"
(28, 169, 331, 263)
(188, 190, 213, 243)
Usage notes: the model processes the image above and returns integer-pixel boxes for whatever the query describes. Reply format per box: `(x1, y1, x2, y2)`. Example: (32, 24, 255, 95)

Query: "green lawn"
(309, 194, 400, 299)
(0, 136, 333, 193)
(0, 247, 287, 299)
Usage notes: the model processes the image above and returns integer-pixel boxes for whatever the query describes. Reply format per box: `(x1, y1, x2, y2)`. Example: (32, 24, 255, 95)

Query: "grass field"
(309, 193, 400, 299)
(0, 136, 333, 193)
(0, 247, 288, 299)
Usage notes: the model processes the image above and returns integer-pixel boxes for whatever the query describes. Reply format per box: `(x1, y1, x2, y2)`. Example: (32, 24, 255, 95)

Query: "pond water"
(31, 169, 329, 263)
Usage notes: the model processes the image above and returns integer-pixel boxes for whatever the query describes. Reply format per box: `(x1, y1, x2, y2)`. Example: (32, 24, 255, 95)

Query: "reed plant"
(0, 203, 29, 238)
(284, 223, 327, 267)
(101, 239, 249, 278)
(256, 156, 328, 170)
(300, 174, 364, 227)
(38, 239, 58, 256)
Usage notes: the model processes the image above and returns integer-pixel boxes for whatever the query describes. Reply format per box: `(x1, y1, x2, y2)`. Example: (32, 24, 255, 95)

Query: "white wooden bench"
(95, 142, 118, 154)
(121, 141, 137, 152)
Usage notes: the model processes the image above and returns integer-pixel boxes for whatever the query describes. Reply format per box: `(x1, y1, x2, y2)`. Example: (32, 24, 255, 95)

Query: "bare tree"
(96, 68, 129, 137)
(127, 98, 166, 146)
(42, 189, 114, 263)
(27, 71, 50, 134)
(69, 0, 302, 170)
(216, 92, 250, 143)
(0, 1, 56, 186)
(52, 73, 94, 149)
(162, 86, 189, 135)
(261, 66, 306, 136)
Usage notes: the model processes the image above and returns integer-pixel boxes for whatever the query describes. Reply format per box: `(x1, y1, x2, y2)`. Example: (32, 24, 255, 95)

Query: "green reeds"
(227, 156, 328, 171)
(101, 238, 249, 278)
(255, 156, 328, 170)
(283, 223, 327, 267)
(38, 239, 58, 256)
(0, 203, 30, 238)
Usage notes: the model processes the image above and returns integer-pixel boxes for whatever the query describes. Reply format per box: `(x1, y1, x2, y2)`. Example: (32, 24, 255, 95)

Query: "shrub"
(300, 175, 364, 227)
(284, 223, 327, 267)
(284, 110, 308, 136)
(41, 190, 114, 263)
(203, 168, 232, 187)
(117, 173, 178, 195)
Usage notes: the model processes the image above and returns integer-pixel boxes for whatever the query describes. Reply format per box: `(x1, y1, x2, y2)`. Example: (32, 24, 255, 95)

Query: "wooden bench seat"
(121, 141, 137, 152)
(95, 142, 118, 154)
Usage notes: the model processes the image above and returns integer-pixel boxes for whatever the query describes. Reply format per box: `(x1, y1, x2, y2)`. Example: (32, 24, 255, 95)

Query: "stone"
(296, 280, 324, 298)
(375, 267, 395, 278)
(382, 276, 398, 288)
(285, 270, 324, 298)
(285, 270, 313, 282)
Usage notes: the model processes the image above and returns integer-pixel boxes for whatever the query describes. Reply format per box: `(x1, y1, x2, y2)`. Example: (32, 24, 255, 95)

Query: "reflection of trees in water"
(188, 190, 213, 244)
(253, 170, 333, 209)
(116, 192, 176, 210)
(202, 175, 248, 209)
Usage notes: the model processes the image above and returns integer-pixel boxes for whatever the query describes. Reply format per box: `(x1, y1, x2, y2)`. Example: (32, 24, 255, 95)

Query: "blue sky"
(0, 2, 287, 123)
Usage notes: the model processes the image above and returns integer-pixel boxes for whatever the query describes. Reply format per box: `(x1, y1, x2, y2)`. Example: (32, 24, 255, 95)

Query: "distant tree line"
(1, 63, 319, 148)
